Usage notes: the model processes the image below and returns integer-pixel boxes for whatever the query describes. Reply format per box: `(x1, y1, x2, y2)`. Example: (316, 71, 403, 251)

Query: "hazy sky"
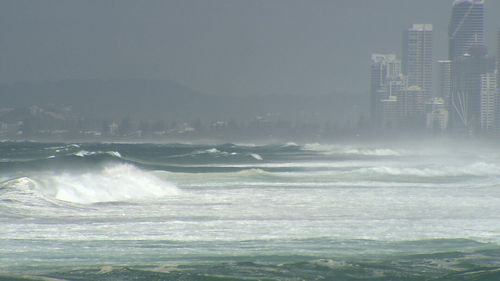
(0, 0, 499, 96)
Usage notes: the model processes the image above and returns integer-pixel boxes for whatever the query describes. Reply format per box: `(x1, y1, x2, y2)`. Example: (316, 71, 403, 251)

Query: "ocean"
(1, 141, 500, 280)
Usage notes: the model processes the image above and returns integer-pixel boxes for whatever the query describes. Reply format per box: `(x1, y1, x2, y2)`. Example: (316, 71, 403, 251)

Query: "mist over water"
(2, 0, 500, 280)
(1, 140, 500, 280)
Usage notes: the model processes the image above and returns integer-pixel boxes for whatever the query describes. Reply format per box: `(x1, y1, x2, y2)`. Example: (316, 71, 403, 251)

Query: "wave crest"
(303, 143, 402, 156)
(73, 150, 122, 158)
(357, 162, 500, 177)
(1, 164, 179, 204)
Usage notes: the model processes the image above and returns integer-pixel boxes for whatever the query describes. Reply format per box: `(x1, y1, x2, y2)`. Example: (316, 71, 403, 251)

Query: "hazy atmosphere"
(0, 0, 498, 96)
(1, 0, 500, 142)
(2, 1, 500, 281)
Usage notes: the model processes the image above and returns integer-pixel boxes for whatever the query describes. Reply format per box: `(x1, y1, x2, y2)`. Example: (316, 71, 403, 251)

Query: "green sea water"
(1, 141, 500, 280)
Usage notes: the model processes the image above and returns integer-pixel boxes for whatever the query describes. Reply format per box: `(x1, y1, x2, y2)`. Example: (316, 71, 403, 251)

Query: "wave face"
(1, 163, 179, 204)
(2, 141, 500, 280)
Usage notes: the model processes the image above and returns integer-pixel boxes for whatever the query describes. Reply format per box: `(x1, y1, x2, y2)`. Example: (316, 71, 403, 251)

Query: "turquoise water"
(1, 141, 500, 280)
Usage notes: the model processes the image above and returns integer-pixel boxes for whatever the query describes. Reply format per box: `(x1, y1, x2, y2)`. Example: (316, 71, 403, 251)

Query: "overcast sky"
(0, 0, 499, 96)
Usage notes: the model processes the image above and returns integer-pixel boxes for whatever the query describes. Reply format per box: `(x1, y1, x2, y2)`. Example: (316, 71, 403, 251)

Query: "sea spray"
(2, 141, 500, 280)
(2, 163, 179, 204)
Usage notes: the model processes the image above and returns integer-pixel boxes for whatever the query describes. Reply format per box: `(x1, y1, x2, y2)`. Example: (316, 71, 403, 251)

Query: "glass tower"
(437, 60, 452, 102)
(450, 45, 495, 133)
(449, 0, 485, 60)
(402, 24, 433, 98)
(370, 54, 401, 120)
(497, 30, 500, 88)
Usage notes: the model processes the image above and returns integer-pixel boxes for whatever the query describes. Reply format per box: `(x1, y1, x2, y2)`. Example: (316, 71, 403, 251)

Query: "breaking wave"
(303, 143, 403, 156)
(344, 148, 401, 156)
(166, 148, 264, 162)
(282, 142, 299, 148)
(74, 150, 122, 158)
(0, 163, 179, 204)
(249, 153, 263, 160)
(355, 162, 500, 177)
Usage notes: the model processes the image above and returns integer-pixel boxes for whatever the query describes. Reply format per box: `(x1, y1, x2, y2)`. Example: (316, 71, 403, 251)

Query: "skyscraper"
(497, 30, 500, 87)
(425, 97, 449, 133)
(496, 30, 500, 134)
(450, 45, 495, 133)
(480, 72, 497, 133)
(370, 54, 401, 121)
(437, 60, 452, 102)
(449, 0, 485, 60)
(402, 24, 433, 98)
(448, 0, 488, 135)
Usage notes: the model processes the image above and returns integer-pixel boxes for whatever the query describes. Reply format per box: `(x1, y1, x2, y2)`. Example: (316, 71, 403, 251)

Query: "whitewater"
(1, 141, 500, 280)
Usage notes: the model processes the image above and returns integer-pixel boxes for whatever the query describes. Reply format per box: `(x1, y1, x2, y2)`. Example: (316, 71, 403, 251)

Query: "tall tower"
(370, 54, 401, 120)
(497, 29, 500, 87)
(496, 30, 500, 134)
(480, 72, 497, 133)
(402, 24, 433, 99)
(438, 60, 452, 102)
(451, 45, 495, 133)
(449, 0, 485, 60)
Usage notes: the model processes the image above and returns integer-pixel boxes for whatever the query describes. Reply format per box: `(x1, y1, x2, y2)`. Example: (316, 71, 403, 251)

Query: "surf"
(0, 163, 180, 205)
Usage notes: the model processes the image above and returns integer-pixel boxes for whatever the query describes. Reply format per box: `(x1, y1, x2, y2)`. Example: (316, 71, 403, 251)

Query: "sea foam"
(2, 163, 179, 204)
(303, 143, 403, 156)
(73, 150, 122, 158)
(356, 162, 500, 177)
(249, 153, 263, 160)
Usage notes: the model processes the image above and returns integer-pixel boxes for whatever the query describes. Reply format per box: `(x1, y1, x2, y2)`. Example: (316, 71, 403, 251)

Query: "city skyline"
(370, 0, 499, 136)
(0, 0, 499, 97)
(0, 0, 499, 140)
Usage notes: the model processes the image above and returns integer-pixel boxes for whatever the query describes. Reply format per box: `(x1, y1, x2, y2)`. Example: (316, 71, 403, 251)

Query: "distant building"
(480, 72, 498, 134)
(449, 0, 485, 60)
(496, 30, 500, 135)
(450, 45, 495, 134)
(386, 76, 408, 128)
(387, 57, 402, 80)
(380, 95, 404, 129)
(403, 24, 433, 99)
(426, 97, 449, 133)
(497, 30, 500, 88)
(405, 85, 427, 118)
(376, 77, 429, 129)
(365, 0, 493, 136)
(370, 54, 401, 122)
(437, 60, 452, 103)
(109, 122, 119, 136)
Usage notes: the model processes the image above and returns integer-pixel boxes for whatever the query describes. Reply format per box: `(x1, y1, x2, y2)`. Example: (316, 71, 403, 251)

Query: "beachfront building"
(403, 24, 433, 99)
(449, 0, 485, 60)
(450, 45, 495, 134)
(480, 72, 498, 134)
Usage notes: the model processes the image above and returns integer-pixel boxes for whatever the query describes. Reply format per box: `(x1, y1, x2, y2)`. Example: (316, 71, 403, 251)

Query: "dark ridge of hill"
(0, 79, 206, 120)
(0, 79, 366, 123)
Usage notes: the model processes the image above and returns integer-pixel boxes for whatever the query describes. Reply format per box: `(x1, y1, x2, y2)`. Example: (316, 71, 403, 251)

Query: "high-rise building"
(380, 95, 404, 129)
(480, 72, 497, 133)
(496, 30, 499, 134)
(438, 60, 452, 102)
(426, 97, 449, 133)
(402, 24, 433, 98)
(497, 30, 500, 87)
(405, 85, 427, 117)
(450, 45, 495, 133)
(449, 0, 485, 60)
(370, 54, 401, 120)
